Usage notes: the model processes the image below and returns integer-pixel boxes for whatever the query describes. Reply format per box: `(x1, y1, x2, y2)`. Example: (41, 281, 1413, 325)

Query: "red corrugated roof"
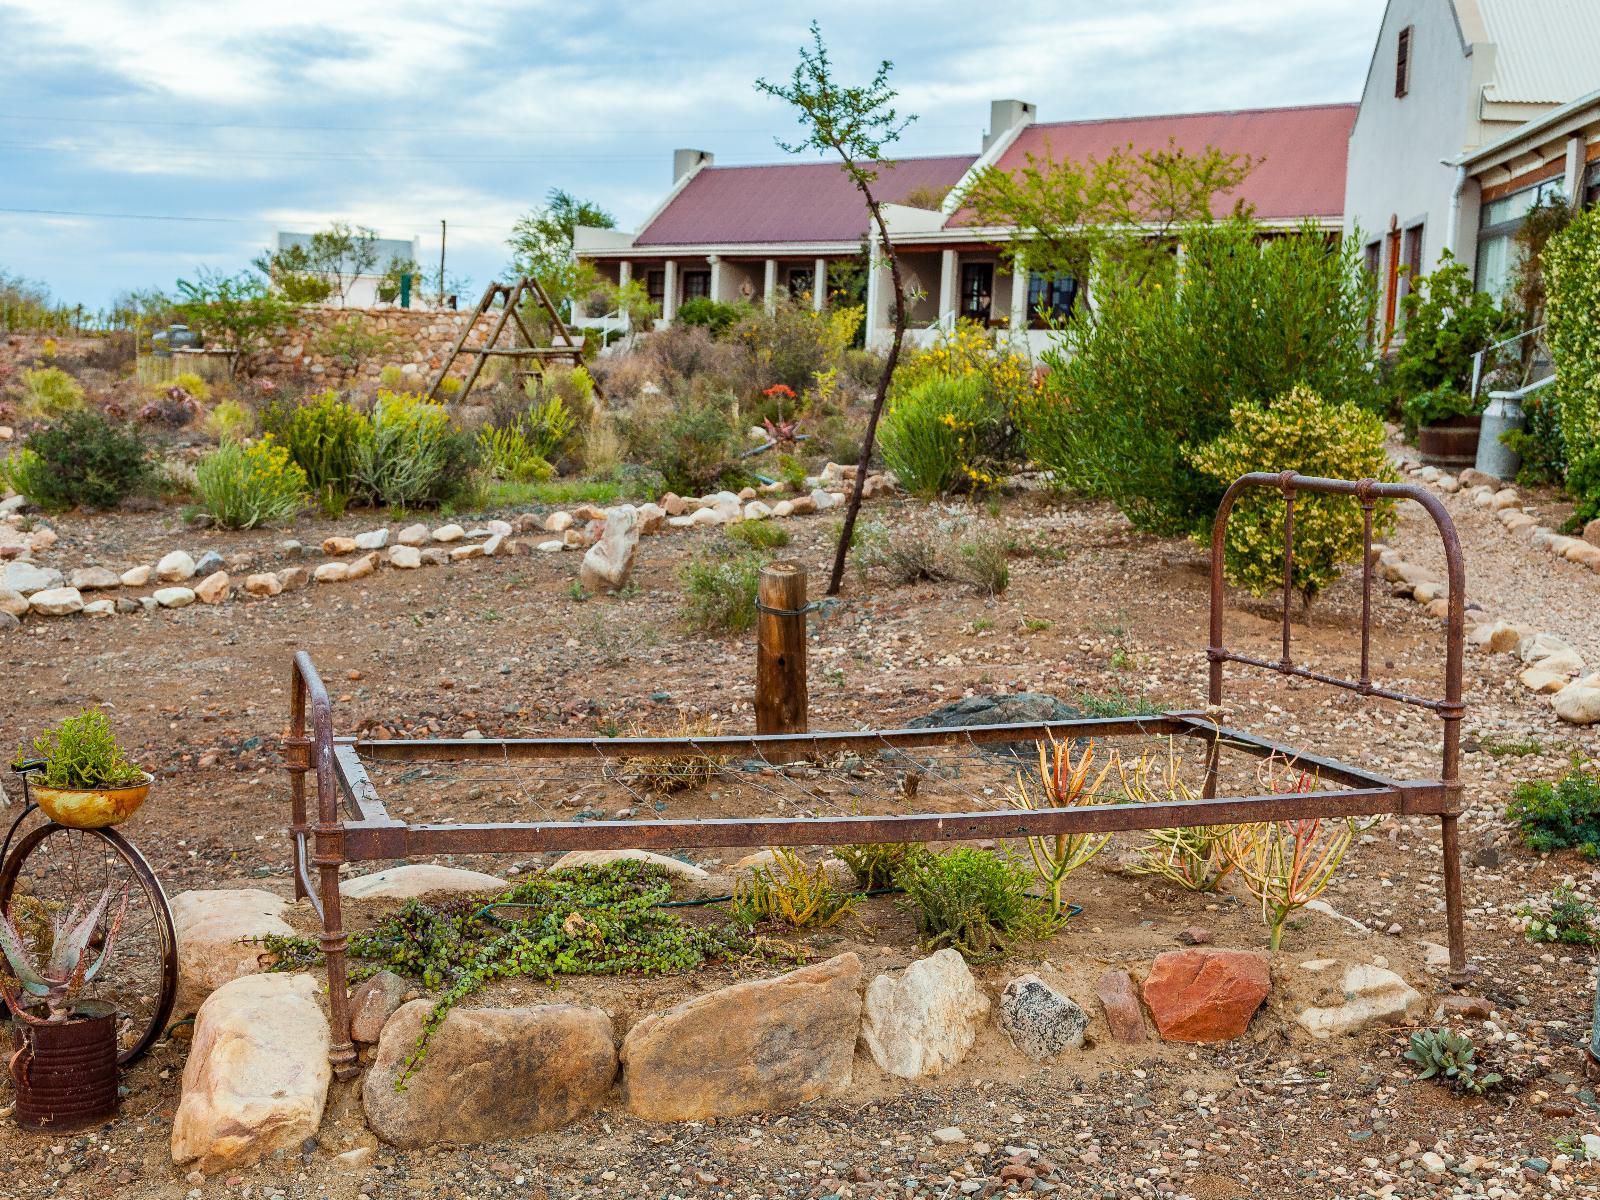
(634, 155, 976, 247)
(956, 104, 1357, 227)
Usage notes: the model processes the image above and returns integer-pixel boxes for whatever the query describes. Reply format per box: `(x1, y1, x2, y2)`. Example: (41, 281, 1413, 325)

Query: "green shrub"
(1186, 385, 1396, 604)
(195, 437, 308, 528)
(879, 374, 999, 496)
(734, 848, 857, 929)
(262, 390, 372, 512)
(625, 396, 737, 495)
(1546, 208, 1600, 521)
(1399, 385, 1477, 441)
(680, 551, 764, 632)
(356, 390, 474, 508)
(170, 370, 212, 403)
(1515, 884, 1600, 946)
(1030, 219, 1380, 536)
(521, 391, 578, 460)
(204, 399, 255, 442)
(476, 422, 554, 483)
(1507, 758, 1600, 858)
(17, 366, 85, 419)
(726, 520, 790, 550)
(1, 410, 149, 510)
(951, 528, 1010, 596)
(1390, 251, 1507, 414)
(676, 297, 746, 337)
(23, 707, 144, 788)
(833, 843, 927, 890)
(1502, 388, 1567, 487)
(895, 847, 1041, 961)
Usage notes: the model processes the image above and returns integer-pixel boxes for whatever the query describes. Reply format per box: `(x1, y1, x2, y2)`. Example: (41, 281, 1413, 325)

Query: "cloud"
(0, 0, 1390, 307)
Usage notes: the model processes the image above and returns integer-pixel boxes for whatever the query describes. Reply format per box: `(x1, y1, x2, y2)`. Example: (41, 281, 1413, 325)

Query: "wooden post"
(756, 562, 809, 754)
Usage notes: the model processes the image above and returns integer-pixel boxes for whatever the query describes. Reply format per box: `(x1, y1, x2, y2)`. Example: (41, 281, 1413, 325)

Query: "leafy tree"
(1026, 218, 1379, 537)
(252, 242, 334, 304)
(508, 189, 616, 318)
(175, 269, 295, 376)
(376, 256, 423, 304)
(757, 21, 915, 595)
(254, 223, 381, 305)
(957, 136, 1255, 311)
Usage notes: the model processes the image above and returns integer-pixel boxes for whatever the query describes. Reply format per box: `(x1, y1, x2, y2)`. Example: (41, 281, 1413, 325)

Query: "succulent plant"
(0, 887, 128, 1023)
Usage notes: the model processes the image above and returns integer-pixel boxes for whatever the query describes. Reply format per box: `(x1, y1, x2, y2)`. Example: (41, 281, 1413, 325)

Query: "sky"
(0, 0, 1389, 312)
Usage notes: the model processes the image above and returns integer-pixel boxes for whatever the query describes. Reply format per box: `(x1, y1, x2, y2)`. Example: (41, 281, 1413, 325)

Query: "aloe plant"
(0, 887, 128, 1023)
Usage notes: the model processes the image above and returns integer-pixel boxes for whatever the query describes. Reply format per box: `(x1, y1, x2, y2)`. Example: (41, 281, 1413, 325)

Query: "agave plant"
(0, 887, 128, 1023)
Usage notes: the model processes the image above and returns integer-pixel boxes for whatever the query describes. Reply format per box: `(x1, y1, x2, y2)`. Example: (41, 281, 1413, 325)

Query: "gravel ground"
(2, 480, 1599, 1200)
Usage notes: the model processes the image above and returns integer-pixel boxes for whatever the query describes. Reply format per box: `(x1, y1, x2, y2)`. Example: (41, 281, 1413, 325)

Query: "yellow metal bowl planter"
(29, 773, 153, 830)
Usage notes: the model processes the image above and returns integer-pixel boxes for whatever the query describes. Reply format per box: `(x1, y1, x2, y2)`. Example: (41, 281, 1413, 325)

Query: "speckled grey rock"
(998, 973, 1088, 1060)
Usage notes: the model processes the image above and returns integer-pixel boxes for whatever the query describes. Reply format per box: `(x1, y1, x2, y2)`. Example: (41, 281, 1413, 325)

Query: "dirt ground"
(2, 478, 1599, 1200)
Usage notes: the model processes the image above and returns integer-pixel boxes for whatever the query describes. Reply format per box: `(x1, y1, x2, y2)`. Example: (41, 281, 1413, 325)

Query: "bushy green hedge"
(262, 389, 372, 512)
(1027, 219, 1379, 536)
(195, 437, 308, 529)
(355, 390, 475, 508)
(1545, 207, 1600, 522)
(2, 410, 149, 511)
(1186, 385, 1395, 603)
(878, 374, 996, 496)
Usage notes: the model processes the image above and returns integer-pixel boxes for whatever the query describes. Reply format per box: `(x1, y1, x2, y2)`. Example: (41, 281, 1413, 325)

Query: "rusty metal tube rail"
(1204, 472, 1467, 983)
(285, 473, 1475, 1064)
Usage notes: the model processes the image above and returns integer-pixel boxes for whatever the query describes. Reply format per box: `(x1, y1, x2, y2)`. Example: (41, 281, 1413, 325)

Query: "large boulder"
(1294, 961, 1424, 1038)
(171, 973, 331, 1175)
(364, 1001, 615, 1147)
(339, 864, 509, 900)
(578, 504, 641, 593)
(620, 953, 861, 1121)
(1553, 675, 1600, 726)
(1141, 948, 1270, 1042)
(0, 561, 62, 595)
(171, 888, 293, 1015)
(860, 949, 990, 1079)
(27, 586, 83, 616)
(998, 973, 1088, 1060)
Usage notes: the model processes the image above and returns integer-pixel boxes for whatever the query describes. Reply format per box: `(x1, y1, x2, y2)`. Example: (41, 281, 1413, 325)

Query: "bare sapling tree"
(757, 22, 914, 595)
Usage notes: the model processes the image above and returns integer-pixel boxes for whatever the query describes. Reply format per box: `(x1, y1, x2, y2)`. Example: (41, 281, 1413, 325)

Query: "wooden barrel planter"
(1417, 415, 1482, 470)
(9, 1002, 120, 1131)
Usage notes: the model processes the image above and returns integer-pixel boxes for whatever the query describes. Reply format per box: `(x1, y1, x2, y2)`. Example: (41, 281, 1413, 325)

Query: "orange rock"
(1140, 949, 1269, 1042)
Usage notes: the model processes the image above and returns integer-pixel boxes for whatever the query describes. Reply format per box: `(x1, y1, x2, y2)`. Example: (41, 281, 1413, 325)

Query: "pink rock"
(1094, 968, 1149, 1044)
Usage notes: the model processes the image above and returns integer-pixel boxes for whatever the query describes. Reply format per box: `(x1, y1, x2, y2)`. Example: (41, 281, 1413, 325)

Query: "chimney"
(982, 100, 1036, 152)
(673, 148, 714, 185)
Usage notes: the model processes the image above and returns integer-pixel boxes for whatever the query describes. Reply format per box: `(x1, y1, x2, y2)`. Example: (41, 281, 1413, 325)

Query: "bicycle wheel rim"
(0, 822, 179, 1066)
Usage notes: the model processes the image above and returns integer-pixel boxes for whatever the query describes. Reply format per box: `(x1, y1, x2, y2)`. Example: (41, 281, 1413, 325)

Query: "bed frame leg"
(320, 887, 359, 1081)
(1439, 812, 1469, 988)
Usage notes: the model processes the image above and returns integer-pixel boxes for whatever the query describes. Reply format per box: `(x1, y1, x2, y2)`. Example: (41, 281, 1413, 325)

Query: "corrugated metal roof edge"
(687, 153, 976, 174)
(1021, 101, 1358, 132)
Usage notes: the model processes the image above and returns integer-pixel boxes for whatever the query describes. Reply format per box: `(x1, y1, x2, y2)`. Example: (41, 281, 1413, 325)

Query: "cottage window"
(682, 270, 711, 301)
(960, 262, 993, 323)
(1395, 26, 1412, 98)
(645, 270, 665, 309)
(1025, 272, 1077, 326)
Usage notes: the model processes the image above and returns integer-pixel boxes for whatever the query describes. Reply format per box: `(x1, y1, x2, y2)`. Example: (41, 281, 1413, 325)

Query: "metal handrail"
(1471, 323, 1548, 401)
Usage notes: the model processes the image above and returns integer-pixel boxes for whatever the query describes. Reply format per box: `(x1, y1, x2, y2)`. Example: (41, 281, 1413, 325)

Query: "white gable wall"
(1344, 0, 1489, 277)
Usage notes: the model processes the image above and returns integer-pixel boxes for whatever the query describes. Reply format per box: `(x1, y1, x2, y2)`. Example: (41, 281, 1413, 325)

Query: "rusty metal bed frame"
(284, 473, 1468, 1078)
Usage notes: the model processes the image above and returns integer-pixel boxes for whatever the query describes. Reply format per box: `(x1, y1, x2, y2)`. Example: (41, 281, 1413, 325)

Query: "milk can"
(1474, 392, 1526, 480)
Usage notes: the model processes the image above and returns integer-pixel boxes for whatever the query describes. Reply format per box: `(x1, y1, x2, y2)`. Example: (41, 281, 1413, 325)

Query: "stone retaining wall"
(254, 306, 508, 391)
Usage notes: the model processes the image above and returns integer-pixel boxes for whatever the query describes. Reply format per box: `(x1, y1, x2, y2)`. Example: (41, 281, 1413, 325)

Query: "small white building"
(1344, 0, 1600, 338)
(273, 231, 423, 308)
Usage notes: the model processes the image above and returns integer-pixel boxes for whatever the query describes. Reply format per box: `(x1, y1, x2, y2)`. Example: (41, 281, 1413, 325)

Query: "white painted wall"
(1343, 0, 1484, 275)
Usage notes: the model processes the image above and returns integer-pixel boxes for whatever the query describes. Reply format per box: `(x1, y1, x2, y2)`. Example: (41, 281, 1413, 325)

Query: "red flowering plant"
(760, 384, 802, 442)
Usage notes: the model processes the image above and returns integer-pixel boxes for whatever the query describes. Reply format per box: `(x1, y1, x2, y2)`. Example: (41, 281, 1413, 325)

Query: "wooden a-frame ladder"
(425, 275, 603, 403)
